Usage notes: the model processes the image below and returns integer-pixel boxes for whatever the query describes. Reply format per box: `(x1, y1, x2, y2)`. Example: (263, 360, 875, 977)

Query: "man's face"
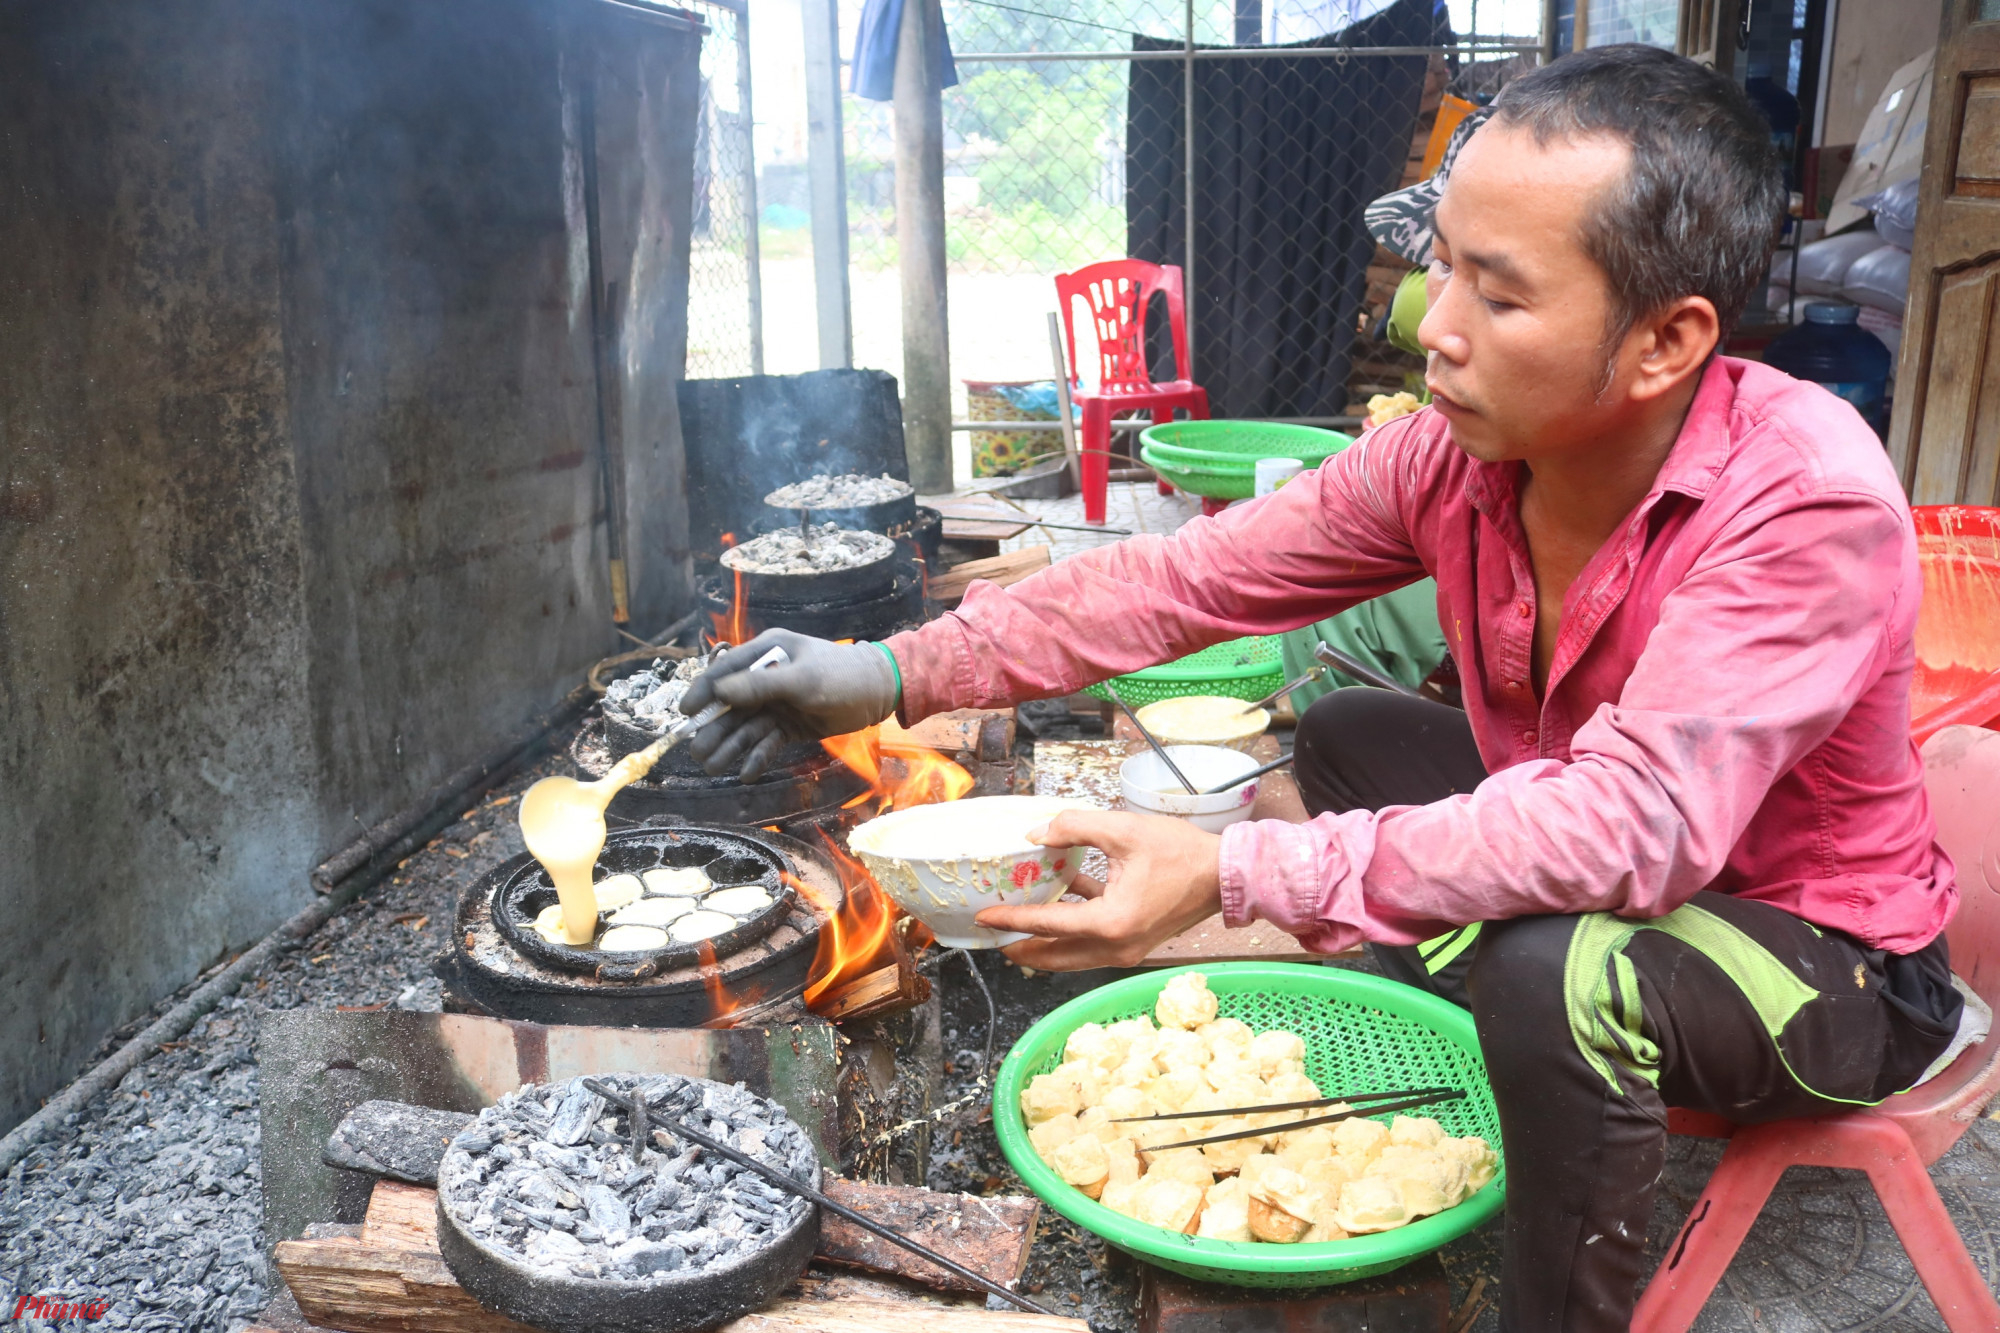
(1419, 122, 1639, 463)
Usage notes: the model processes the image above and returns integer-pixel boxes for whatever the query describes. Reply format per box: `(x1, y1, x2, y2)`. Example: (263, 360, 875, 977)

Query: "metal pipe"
(952, 42, 1538, 63)
(735, 2, 764, 376)
(1182, 0, 1196, 366)
(949, 416, 1363, 430)
(895, 0, 953, 492)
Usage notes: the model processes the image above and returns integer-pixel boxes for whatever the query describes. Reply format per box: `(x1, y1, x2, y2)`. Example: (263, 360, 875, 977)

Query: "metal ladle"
(1103, 680, 1198, 794)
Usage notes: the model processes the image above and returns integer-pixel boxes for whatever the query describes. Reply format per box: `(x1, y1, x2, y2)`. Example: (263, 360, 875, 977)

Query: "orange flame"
(795, 726, 973, 1009)
(794, 830, 903, 1008)
(822, 724, 975, 812)
(695, 937, 740, 1021)
(709, 532, 750, 647)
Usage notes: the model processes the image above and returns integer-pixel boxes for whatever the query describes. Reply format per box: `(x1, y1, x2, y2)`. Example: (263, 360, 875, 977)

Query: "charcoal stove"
(434, 822, 846, 1028)
(571, 717, 868, 829)
(696, 565, 927, 643)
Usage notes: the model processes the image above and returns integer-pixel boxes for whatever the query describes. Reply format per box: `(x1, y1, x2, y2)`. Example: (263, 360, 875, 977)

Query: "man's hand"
(975, 810, 1224, 970)
(683, 629, 899, 780)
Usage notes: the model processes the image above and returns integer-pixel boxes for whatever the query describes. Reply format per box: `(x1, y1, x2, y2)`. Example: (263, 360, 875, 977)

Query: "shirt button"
(1506, 680, 1521, 692)
(1516, 602, 1532, 619)
(1525, 730, 1539, 744)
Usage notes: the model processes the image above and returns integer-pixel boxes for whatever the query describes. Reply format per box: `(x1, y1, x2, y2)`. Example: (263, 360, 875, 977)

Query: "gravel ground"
(0, 754, 559, 1333)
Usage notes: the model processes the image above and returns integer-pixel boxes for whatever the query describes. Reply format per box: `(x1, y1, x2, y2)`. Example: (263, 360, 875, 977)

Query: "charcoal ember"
(585, 1183, 631, 1237)
(546, 1084, 605, 1147)
(438, 1073, 817, 1284)
(600, 656, 705, 737)
(719, 525, 893, 575)
(763, 472, 913, 508)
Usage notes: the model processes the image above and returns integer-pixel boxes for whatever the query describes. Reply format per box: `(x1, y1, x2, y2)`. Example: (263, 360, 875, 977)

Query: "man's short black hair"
(1490, 44, 1786, 343)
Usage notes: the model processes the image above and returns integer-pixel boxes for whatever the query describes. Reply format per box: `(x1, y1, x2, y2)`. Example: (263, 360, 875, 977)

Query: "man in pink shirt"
(686, 45, 1961, 1330)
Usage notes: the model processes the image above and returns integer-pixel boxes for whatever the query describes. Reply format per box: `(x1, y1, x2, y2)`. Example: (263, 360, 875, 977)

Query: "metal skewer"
(1197, 751, 1295, 796)
(1116, 1084, 1463, 1123)
(583, 1078, 1060, 1318)
(1131, 1089, 1469, 1153)
(1234, 664, 1325, 714)
(1312, 640, 1424, 699)
(1103, 680, 1198, 794)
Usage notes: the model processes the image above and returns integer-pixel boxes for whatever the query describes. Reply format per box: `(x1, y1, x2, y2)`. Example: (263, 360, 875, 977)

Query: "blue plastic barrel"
(1764, 302, 1892, 439)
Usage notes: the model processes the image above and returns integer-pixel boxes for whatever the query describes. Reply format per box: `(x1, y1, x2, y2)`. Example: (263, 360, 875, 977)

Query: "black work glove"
(683, 629, 901, 780)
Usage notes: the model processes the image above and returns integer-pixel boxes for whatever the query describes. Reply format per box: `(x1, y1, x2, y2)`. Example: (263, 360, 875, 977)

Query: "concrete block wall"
(0, 0, 701, 1130)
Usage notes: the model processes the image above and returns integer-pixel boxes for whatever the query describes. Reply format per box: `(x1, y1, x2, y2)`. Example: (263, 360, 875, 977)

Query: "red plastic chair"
(1054, 260, 1211, 525)
(1632, 723, 2000, 1331)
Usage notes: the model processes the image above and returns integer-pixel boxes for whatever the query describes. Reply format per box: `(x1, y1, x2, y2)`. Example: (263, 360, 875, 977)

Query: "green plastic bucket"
(993, 963, 1504, 1288)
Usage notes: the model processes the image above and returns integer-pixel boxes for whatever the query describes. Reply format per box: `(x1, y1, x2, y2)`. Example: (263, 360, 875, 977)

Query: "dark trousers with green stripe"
(1292, 690, 1959, 1332)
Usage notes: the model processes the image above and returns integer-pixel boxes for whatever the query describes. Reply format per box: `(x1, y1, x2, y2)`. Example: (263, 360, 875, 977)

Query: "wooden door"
(1676, 0, 1743, 71)
(1890, 1, 2000, 505)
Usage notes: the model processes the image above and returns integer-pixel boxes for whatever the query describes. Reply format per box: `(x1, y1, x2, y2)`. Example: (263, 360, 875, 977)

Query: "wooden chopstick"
(1115, 1084, 1462, 1123)
(1129, 1088, 1468, 1152)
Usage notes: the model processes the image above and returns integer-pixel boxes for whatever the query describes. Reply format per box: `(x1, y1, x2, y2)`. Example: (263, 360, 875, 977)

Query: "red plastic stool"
(1054, 260, 1211, 525)
(1633, 725, 2000, 1331)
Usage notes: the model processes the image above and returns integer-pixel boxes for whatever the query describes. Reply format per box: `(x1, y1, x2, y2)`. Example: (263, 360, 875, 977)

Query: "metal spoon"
(1235, 664, 1326, 714)
(1312, 640, 1423, 699)
(1198, 750, 1294, 796)
(1103, 680, 1198, 794)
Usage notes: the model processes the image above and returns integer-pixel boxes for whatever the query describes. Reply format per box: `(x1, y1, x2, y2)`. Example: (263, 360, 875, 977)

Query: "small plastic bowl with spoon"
(1120, 744, 1263, 833)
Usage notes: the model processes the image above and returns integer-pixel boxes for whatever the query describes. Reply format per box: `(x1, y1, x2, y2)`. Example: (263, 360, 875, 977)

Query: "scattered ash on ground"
(0, 752, 561, 1333)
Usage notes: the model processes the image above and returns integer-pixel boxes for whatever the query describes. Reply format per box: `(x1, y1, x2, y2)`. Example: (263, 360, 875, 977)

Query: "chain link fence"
(833, 0, 1542, 472)
(684, 0, 763, 379)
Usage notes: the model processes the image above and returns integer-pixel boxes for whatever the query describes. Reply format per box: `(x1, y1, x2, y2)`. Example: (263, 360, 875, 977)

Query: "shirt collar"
(1460, 356, 1742, 520)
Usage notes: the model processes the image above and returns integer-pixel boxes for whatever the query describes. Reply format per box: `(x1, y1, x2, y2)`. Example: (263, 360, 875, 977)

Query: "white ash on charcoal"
(763, 473, 912, 509)
(600, 657, 703, 734)
(439, 1074, 813, 1283)
(719, 526, 892, 576)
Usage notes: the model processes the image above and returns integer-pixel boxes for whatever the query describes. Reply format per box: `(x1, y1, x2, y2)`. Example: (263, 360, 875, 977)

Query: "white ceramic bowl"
(846, 796, 1098, 949)
(1120, 745, 1262, 833)
(1133, 695, 1271, 753)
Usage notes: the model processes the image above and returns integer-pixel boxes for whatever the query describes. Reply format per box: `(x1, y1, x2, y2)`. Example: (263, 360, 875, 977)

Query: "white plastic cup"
(1254, 457, 1304, 496)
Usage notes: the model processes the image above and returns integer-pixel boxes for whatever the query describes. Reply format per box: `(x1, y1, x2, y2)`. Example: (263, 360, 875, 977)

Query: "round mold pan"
(720, 538, 898, 606)
(491, 828, 792, 981)
(434, 1084, 820, 1333)
(760, 490, 919, 537)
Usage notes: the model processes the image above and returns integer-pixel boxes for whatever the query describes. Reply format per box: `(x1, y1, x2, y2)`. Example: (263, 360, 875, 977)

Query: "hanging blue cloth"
(850, 0, 958, 102)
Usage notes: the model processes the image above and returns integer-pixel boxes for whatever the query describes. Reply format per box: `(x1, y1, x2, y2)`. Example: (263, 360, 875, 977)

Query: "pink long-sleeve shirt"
(884, 357, 1957, 955)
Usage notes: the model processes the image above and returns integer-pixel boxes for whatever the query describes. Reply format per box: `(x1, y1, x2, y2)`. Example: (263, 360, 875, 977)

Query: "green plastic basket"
(993, 963, 1504, 1288)
(1139, 421, 1353, 501)
(1081, 635, 1284, 706)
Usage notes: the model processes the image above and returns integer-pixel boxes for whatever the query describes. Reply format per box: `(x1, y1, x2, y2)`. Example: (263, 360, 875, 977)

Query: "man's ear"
(1629, 295, 1720, 403)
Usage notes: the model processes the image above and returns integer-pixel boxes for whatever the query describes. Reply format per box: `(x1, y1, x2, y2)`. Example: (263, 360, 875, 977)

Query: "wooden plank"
(362, 1180, 441, 1252)
(928, 546, 1051, 607)
(274, 1235, 542, 1333)
(281, 1178, 1051, 1333)
(816, 1180, 1039, 1294)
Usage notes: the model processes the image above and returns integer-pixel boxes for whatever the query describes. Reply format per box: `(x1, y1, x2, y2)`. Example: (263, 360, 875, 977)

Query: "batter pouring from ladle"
(517, 645, 787, 946)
